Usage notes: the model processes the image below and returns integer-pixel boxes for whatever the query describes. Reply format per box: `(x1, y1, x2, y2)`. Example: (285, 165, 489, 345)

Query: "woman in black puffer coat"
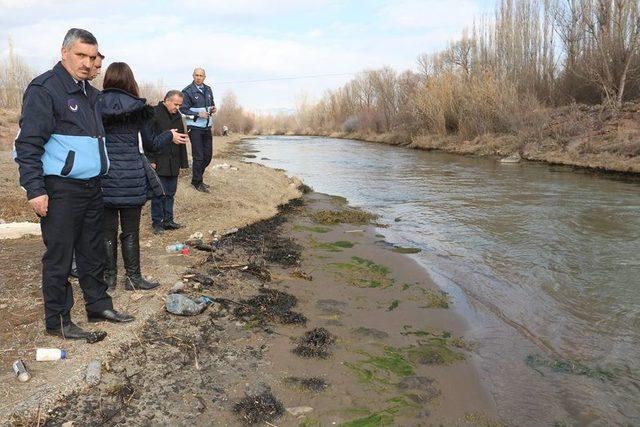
(100, 62, 188, 291)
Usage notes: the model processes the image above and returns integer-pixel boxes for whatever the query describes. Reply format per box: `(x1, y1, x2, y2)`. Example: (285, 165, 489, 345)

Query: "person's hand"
(170, 129, 189, 145)
(150, 162, 157, 170)
(210, 106, 217, 115)
(29, 194, 49, 217)
(198, 111, 209, 119)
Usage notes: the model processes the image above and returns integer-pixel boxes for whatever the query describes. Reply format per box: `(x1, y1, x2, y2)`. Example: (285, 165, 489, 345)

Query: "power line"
(151, 72, 356, 88)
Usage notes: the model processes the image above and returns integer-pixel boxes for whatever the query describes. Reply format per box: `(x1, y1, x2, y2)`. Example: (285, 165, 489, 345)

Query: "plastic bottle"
(85, 360, 101, 386)
(36, 348, 67, 361)
(12, 360, 30, 382)
(165, 243, 185, 253)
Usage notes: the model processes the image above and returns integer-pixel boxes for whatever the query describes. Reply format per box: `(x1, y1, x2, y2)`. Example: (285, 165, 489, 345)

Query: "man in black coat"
(14, 28, 133, 342)
(147, 90, 189, 234)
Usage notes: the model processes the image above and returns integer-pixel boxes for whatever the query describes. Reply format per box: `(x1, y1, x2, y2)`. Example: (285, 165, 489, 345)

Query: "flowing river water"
(241, 135, 640, 425)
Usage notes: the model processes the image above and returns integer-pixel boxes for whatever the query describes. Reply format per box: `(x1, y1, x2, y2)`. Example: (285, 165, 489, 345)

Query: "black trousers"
(189, 127, 212, 186)
(150, 176, 178, 226)
(41, 176, 113, 330)
(103, 206, 142, 237)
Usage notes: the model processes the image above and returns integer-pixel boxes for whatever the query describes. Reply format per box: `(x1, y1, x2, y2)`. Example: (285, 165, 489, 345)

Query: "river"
(241, 135, 640, 425)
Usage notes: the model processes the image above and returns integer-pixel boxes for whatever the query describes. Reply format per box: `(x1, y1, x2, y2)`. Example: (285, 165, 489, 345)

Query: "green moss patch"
(419, 288, 451, 308)
(525, 355, 616, 381)
(406, 339, 464, 366)
(339, 395, 421, 427)
(391, 246, 422, 254)
(328, 256, 394, 288)
(312, 209, 377, 225)
(346, 346, 414, 386)
(387, 300, 400, 311)
(294, 224, 332, 234)
(312, 239, 356, 252)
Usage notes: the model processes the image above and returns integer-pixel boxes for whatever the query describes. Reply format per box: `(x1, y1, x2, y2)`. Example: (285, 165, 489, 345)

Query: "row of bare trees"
(275, 0, 640, 139)
(0, 39, 35, 109)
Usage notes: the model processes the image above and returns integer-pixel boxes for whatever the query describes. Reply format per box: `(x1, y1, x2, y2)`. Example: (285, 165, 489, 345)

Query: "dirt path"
(0, 135, 302, 423)
(6, 191, 499, 426)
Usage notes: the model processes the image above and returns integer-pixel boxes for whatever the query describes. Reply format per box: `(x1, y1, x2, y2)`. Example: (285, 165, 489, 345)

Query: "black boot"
(103, 235, 117, 290)
(120, 232, 160, 291)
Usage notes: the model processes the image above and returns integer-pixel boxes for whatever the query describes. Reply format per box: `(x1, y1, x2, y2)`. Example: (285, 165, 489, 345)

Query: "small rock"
(286, 406, 314, 417)
(189, 231, 204, 240)
(0, 304, 7, 310)
(61, 422, 74, 427)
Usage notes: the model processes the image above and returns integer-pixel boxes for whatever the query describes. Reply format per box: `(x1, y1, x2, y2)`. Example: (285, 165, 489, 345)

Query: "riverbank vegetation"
(254, 0, 640, 173)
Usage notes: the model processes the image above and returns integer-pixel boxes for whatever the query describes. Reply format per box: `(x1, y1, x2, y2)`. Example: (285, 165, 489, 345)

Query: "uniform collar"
(192, 81, 206, 92)
(54, 61, 86, 95)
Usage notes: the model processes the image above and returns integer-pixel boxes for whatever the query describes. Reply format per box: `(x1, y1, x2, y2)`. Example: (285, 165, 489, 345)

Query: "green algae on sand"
(311, 238, 356, 252)
(391, 246, 422, 254)
(312, 209, 377, 225)
(328, 256, 394, 288)
(294, 224, 332, 234)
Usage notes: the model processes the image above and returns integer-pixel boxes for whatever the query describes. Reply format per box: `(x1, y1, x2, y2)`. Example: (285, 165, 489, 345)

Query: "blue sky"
(0, 0, 497, 112)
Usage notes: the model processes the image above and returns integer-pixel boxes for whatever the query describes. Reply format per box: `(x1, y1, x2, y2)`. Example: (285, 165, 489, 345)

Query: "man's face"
(89, 57, 103, 81)
(193, 70, 206, 86)
(61, 40, 98, 81)
(164, 95, 183, 115)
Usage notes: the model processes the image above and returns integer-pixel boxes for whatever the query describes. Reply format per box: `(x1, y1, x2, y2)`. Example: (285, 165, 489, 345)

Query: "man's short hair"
(62, 28, 98, 50)
(164, 90, 183, 101)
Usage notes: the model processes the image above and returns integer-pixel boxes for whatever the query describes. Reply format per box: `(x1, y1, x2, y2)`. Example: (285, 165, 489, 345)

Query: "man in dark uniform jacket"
(14, 28, 133, 342)
(180, 67, 216, 193)
(147, 90, 189, 234)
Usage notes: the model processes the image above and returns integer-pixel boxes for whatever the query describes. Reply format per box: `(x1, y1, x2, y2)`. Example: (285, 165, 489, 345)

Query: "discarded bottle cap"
(12, 360, 30, 382)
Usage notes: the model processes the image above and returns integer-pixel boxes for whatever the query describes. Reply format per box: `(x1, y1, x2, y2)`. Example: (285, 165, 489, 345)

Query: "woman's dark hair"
(103, 62, 140, 97)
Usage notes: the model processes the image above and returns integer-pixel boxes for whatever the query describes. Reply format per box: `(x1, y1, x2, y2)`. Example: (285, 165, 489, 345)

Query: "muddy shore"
(6, 190, 498, 426)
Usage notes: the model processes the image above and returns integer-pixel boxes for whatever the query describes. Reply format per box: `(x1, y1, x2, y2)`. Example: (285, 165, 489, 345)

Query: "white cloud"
(0, 0, 491, 110)
(379, 0, 479, 31)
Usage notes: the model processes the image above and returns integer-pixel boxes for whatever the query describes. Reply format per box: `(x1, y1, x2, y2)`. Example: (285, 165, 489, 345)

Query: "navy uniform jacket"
(14, 61, 109, 200)
(180, 82, 215, 129)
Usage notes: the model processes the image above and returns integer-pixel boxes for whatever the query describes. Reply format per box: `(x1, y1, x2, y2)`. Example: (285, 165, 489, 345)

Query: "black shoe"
(163, 220, 184, 230)
(152, 223, 165, 235)
(103, 236, 117, 290)
(193, 183, 210, 193)
(121, 232, 160, 291)
(46, 322, 107, 343)
(202, 183, 211, 190)
(87, 309, 135, 323)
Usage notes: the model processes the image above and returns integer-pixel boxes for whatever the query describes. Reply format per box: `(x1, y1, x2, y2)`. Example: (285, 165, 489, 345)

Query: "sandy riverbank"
(0, 134, 303, 422)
